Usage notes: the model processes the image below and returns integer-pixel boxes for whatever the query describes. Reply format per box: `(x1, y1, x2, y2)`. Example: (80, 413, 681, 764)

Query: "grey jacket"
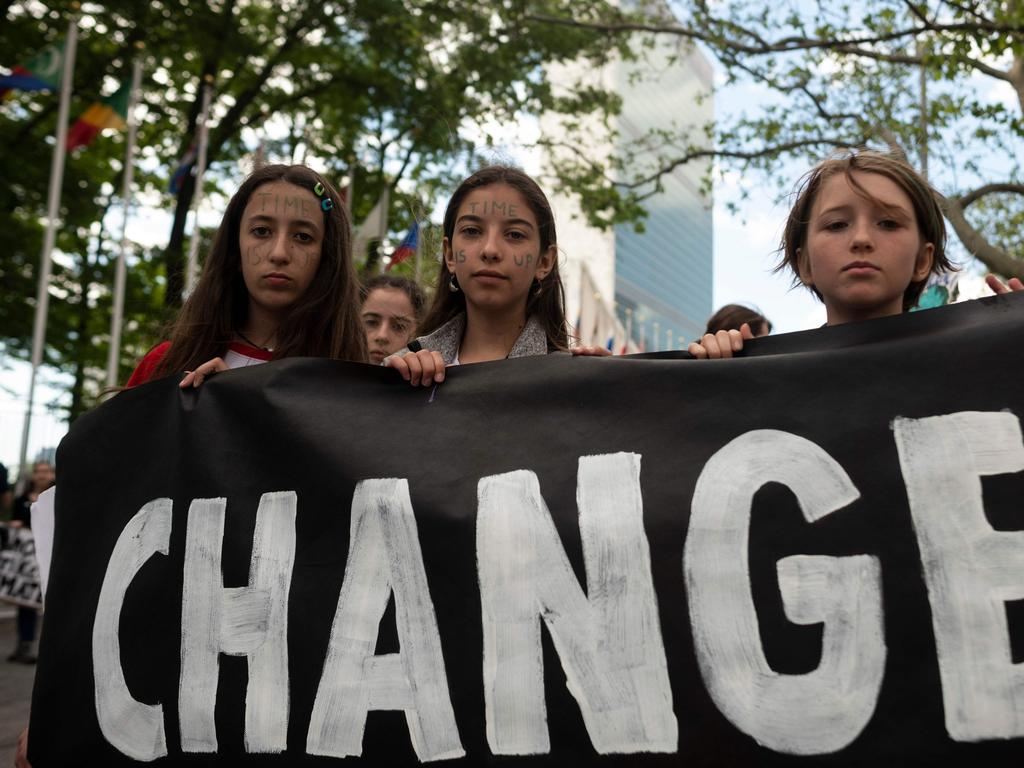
(399, 313, 554, 364)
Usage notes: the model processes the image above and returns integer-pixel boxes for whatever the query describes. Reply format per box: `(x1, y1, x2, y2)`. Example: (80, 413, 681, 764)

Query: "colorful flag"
(66, 80, 130, 151)
(169, 143, 197, 194)
(386, 221, 419, 271)
(0, 43, 65, 99)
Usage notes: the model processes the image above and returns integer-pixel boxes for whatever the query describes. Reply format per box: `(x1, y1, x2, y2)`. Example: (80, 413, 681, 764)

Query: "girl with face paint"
(386, 165, 607, 386)
(125, 165, 367, 387)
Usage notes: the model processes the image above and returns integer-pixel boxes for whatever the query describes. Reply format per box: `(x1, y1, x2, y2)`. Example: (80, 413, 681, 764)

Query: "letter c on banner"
(93, 498, 172, 761)
(684, 430, 886, 755)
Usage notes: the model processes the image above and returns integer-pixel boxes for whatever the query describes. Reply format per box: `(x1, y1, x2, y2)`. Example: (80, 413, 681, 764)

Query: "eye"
(822, 220, 847, 232)
(251, 225, 271, 237)
(393, 322, 408, 333)
(294, 231, 315, 243)
(459, 225, 482, 237)
(363, 317, 379, 328)
(878, 219, 901, 230)
(506, 230, 527, 241)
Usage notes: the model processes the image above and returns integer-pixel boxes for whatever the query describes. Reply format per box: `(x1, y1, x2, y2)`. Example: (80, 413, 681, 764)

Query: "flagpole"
(105, 54, 143, 388)
(18, 14, 78, 472)
(184, 76, 213, 295)
(378, 185, 390, 274)
(345, 155, 355, 219)
(414, 223, 422, 282)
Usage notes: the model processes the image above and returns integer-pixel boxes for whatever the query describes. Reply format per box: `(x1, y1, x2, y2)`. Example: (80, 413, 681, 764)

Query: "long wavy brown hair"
(156, 164, 367, 375)
(417, 165, 570, 350)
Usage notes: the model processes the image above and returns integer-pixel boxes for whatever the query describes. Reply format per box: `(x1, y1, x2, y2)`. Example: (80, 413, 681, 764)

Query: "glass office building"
(546, 27, 714, 351)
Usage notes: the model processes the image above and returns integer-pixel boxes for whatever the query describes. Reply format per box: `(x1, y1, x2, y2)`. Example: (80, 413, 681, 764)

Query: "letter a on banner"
(894, 411, 1024, 741)
(477, 452, 676, 755)
(684, 430, 886, 755)
(307, 478, 464, 763)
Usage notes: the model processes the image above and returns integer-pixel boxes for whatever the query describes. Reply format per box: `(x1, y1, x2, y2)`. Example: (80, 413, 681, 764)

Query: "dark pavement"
(1, 611, 35, 766)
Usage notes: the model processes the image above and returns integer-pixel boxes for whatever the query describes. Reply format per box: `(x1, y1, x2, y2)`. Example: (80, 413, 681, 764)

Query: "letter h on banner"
(179, 493, 296, 754)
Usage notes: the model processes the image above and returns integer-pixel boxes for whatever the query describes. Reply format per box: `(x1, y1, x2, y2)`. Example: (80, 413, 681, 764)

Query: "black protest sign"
(0, 524, 42, 609)
(30, 294, 1024, 766)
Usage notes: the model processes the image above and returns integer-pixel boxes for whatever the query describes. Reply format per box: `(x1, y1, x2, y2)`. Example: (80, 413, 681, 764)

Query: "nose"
(268, 232, 291, 263)
(480, 227, 502, 263)
(850, 217, 874, 251)
(373, 321, 392, 343)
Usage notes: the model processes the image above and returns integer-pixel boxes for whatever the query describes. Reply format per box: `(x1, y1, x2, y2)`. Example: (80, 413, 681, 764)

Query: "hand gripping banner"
(30, 294, 1024, 766)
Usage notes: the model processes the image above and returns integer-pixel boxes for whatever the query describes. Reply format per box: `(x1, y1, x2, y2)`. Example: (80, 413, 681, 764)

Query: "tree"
(528, 0, 1024, 279)
(0, 0, 638, 419)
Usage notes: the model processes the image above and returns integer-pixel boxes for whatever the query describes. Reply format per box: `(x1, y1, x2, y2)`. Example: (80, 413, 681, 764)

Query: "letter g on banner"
(684, 430, 886, 755)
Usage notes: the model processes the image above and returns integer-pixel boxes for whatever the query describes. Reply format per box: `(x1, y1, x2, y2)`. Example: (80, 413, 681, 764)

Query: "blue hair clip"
(312, 180, 334, 212)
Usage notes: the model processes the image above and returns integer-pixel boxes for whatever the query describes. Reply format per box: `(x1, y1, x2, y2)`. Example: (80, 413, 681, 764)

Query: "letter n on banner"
(477, 452, 676, 755)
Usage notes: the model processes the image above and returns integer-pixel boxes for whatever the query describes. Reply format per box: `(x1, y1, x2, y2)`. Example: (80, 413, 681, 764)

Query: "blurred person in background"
(7, 459, 55, 664)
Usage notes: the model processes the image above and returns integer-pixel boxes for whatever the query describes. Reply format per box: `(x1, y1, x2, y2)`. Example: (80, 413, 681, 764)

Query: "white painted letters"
(306, 478, 463, 762)
(684, 430, 885, 754)
(93, 498, 172, 762)
(894, 411, 1024, 740)
(477, 453, 676, 755)
(178, 492, 296, 753)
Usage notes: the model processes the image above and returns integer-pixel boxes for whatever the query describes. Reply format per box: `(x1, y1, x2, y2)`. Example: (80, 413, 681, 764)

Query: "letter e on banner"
(893, 411, 1024, 741)
(684, 430, 886, 755)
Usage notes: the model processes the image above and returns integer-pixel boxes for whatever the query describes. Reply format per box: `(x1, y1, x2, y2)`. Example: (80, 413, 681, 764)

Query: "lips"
(369, 349, 387, 363)
(842, 261, 879, 272)
(264, 272, 293, 286)
(472, 270, 508, 281)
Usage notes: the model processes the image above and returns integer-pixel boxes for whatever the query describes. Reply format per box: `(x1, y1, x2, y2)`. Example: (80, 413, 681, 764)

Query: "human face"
(443, 183, 554, 320)
(32, 461, 55, 492)
(239, 180, 323, 322)
(362, 287, 417, 364)
(800, 171, 934, 326)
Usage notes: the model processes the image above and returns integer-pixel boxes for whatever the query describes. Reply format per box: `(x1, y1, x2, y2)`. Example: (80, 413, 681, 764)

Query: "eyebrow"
(456, 214, 535, 231)
(361, 311, 413, 323)
(246, 213, 322, 230)
(818, 200, 912, 217)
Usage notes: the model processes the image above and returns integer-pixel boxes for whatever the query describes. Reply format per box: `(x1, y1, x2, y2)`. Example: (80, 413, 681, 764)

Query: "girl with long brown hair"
(386, 164, 606, 386)
(127, 164, 367, 387)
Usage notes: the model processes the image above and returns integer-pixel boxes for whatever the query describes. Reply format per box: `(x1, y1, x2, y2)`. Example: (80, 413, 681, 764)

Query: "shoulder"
(126, 342, 172, 388)
(508, 315, 553, 358)
(401, 314, 465, 364)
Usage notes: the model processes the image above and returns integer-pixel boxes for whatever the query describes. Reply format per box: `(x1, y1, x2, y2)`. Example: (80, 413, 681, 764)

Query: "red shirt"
(125, 341, 273, 387)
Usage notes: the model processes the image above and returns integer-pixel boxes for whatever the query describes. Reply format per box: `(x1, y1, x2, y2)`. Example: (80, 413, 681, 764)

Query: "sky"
(0, 25, 1008, 476)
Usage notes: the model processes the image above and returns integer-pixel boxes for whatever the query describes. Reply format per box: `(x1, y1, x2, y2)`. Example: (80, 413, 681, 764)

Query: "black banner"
(31, 294, 1024, 766)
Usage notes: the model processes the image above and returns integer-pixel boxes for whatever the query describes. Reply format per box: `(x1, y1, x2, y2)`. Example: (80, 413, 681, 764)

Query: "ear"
(913, 241, 935, 282)
(796, 247, 814, 287)
(534, 244, 557, 281)
(442, 237, 456, 273)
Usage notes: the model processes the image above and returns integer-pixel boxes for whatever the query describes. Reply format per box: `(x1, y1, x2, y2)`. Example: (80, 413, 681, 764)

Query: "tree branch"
(941, 195, 1024, 279)
(524, 12, 1024, 57)
(540, 136, 858, 192)
(956, 182, 1024, 209)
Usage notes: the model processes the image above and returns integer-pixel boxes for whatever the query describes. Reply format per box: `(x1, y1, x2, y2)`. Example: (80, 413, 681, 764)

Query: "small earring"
(532, 277, 543, 297)
(449, 274, 460, 293)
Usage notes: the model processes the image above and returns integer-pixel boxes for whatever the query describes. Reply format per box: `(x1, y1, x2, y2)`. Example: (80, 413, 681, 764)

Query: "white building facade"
(544, 20, 714, 351)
